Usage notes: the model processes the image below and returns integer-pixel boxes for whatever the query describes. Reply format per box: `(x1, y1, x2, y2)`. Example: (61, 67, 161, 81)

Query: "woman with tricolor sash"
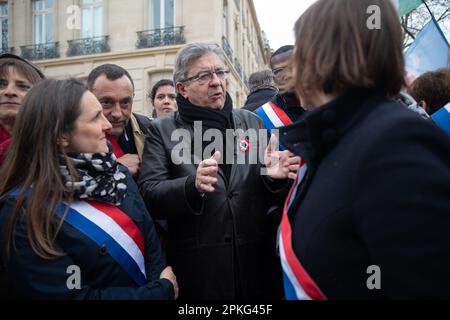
(278, 0, 450, 299)
(0, 79, 178, 299)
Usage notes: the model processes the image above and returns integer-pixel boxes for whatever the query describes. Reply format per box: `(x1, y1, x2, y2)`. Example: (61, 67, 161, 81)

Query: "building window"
(149, 0, 174, 29)
(81, 0, 103, 38)
(0, 1, 8, 51)
(223, 0, 228, 38)
(33, 0, 54, 44)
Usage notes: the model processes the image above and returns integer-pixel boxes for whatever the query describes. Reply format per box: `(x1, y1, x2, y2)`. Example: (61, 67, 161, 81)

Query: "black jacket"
(138, 109, 285, 300)
(280, 89, 450, 299)
(243, 88, 278, 112)
(118, 112, 152, 156)
(0, 168, 174, 300)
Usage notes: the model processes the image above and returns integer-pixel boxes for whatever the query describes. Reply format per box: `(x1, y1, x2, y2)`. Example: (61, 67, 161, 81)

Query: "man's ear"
(57, 133, 70, 148)
(418, 100, 429, 113)
(176, 82, 188, 98)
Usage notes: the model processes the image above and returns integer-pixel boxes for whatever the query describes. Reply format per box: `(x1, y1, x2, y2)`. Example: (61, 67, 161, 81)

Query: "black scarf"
(177, 92, 234, 132)
(59, 144, 127, 206)
(177, 93, 234, 181)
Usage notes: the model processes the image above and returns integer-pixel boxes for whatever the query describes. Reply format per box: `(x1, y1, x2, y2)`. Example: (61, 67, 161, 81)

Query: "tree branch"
(437, 7, 450, 21)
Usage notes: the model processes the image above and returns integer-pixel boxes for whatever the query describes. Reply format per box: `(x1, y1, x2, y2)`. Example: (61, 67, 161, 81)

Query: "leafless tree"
(401, 0, 450, 49)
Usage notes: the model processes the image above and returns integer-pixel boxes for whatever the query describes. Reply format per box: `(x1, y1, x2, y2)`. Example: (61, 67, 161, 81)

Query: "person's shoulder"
(132, 112, 152, 127)
(150, 112, 177, 127)
(235, 107, 262, 120)
(368, 98, 431, 129)
(132, 112, 152, 122)
(146, 112, 179, 138)
(233, 108, 264, 130)
(396, 91, 430, 120)
(0, 192, 19, 223)
(359, 98, 450, 148)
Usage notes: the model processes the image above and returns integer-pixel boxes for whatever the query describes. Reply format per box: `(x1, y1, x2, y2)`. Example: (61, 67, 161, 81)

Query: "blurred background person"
(279, 0, 450, 299)
(149, 79, 177, 118)
(0, 79, 177, 299)
(254, 46, 304, 138)
(0, 53, 44, 165)
(242, 69, 278, 112)
(408, 68, 450, 116)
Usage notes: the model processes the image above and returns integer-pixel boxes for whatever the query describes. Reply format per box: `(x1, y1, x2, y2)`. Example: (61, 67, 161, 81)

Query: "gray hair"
(248, 69, 278, 94)
(173, 43, 225, 86)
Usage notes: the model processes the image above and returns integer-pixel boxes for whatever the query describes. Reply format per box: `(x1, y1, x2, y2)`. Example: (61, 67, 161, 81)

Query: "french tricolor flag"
(432, 102, 450, 135)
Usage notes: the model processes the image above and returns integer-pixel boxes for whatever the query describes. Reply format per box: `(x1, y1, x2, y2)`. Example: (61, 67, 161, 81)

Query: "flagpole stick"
(421, 0, 435, 20)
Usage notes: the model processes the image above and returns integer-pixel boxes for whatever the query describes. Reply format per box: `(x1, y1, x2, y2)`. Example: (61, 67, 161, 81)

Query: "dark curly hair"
(148, 79, 175, 103)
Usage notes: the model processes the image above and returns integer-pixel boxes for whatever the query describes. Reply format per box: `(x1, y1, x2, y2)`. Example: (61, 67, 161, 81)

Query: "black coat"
(138, 109, 285, 300)
(0, 168, 174, 299)
(243, 88, 278, 112)
(280, 89, 450, 299)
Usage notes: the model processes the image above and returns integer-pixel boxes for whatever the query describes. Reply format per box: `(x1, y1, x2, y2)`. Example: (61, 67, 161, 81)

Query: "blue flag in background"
(405, 18, 450, 78)
(432, 103, 450, 135)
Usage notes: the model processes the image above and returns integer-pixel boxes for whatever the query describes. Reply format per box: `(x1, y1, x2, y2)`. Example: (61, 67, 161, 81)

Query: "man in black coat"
(138, 43, 300, 300)
(243, 69, 278, 112)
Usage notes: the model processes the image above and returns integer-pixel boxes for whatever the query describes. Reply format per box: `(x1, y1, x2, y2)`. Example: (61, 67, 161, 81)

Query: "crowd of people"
(0, 0, 450, 300)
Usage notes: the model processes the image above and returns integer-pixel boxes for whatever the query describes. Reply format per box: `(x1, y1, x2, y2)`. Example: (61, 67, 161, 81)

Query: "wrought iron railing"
(222, 36, 234, 62)
(221, 36, 247, 86)
(20, 42, 59, 61)
(136, 26, 185, 49)
(67, 36, 110, 57)
(0, 47, 14, 54)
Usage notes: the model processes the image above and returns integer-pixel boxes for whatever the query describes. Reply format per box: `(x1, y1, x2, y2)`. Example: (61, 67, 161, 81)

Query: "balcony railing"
(20, 42, 59, 61)
(222, 36, 234, 62)
(136, 26, 185, 49)
(0, 47, 14, 54)
(67, 36, 110, 57)
(221, 36, 247, 85)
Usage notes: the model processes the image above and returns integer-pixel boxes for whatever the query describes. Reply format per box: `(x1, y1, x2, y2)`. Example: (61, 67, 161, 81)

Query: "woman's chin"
(97, 141, 109, 153)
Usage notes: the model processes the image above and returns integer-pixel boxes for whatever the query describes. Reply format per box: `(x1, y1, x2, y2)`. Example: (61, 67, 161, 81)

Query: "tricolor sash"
(279, 161, 326, 300)
(431, 102, 450, 135)
(8, 188, 147, 287)
(56, 200, 147, 286)
(256, 101, 293, 150)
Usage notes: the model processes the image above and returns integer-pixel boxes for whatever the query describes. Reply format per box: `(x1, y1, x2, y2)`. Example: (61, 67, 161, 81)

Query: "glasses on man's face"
(182, 69, 230, 84)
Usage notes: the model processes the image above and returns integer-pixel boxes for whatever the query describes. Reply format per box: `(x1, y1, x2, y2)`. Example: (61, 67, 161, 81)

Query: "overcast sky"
(253, 0, 317, 51)
(253, 0, 450, 51)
